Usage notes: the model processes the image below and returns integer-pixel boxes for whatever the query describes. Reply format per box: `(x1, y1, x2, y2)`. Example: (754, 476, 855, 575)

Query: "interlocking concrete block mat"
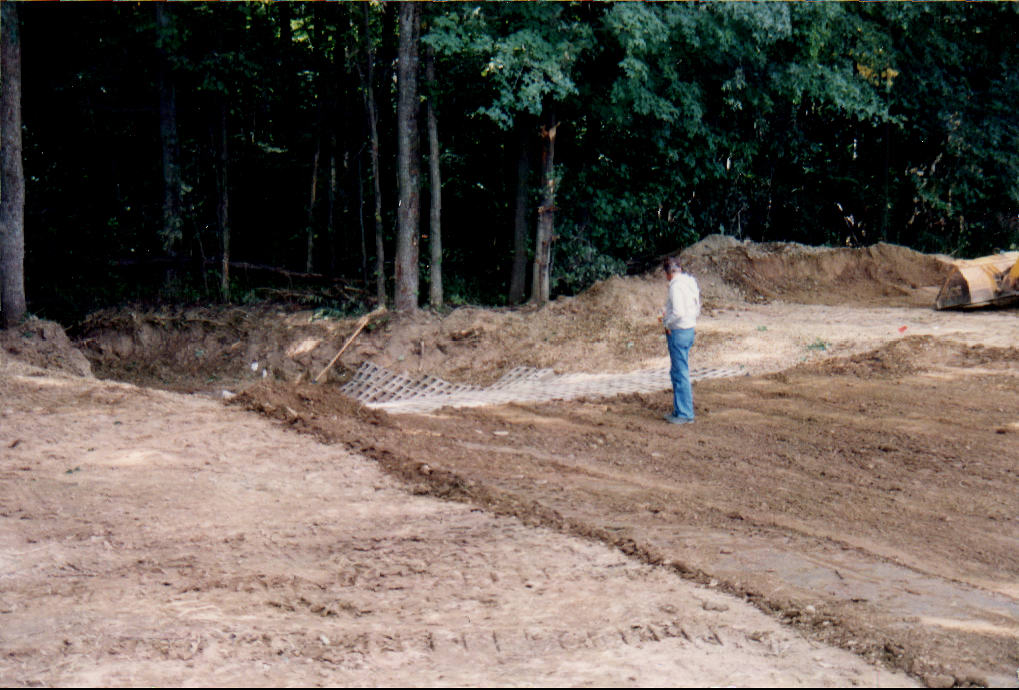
(340, 362, 740, 414)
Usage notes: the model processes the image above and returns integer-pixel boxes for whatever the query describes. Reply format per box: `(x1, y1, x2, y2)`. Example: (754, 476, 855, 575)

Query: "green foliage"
(443, 270, 496, 308)
(426, 4, 595, 130)
(13, 2, 1019, 321)
(551, 226, 627, 296)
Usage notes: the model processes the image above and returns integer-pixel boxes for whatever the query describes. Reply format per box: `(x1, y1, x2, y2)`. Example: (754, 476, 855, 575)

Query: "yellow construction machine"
(935, 252, 1019, 310)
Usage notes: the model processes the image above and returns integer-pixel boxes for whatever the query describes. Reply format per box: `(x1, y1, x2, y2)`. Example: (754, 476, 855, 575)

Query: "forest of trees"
(1, 2, 1017, 325)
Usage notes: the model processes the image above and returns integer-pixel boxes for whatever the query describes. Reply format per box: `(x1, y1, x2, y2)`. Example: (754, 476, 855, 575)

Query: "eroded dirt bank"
(75, 237, 956, 392)
(234, 337, 1019, 687)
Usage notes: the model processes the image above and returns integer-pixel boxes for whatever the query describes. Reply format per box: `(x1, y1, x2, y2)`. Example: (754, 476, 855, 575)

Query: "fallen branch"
(314, 306, 387, 383)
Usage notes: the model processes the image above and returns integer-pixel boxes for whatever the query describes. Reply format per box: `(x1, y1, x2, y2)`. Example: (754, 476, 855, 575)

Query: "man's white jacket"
(663, 273, 701, 331)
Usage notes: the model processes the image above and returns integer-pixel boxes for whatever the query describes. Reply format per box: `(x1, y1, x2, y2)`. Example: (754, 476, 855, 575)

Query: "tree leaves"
(15, 2, 1019, 321)
(425, 4, 594, 129)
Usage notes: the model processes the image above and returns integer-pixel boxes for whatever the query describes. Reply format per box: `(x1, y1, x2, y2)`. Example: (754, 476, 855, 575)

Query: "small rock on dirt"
(701, 600, 729, 612)
(923, 674, 955, 689)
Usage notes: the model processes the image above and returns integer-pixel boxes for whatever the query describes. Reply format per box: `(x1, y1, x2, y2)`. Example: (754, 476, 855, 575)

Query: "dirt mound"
(951, 342, 1019, 366)
(422, 275, 669, 384)
(77, 239, 962, 392)
(681, 238, 952, 307)
(1, 318, 92, 378)
(76, 280, 674, 391)
(683, 234, 746, 255)
(792, 335, 1019, 379)
(229, 379, 390, 431)
(77, 305, 371, 391)
(677, 235, 747, 305)
(796, 335, 937, 378)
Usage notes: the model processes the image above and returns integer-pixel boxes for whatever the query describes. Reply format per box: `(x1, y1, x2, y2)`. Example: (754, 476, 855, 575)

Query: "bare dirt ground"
(2, 238, 1017, 686)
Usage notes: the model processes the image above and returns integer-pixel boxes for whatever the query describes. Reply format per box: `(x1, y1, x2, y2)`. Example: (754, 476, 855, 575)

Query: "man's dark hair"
(663, 256, 682, 274)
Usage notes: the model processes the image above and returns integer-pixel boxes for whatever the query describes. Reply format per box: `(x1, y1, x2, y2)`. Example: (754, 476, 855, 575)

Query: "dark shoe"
(664, 414, 694, 425)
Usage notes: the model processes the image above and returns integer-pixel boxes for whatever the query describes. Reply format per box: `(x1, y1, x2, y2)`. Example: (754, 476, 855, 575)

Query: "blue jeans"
(667, 328, 695, 420)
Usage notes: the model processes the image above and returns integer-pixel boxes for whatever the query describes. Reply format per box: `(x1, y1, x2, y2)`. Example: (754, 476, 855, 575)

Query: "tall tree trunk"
(342, 15, 368, 286)
(275, 2, 294, 148)
(425, 48, 442, 310)
(216, 98, 230, 301)
(304, 7, 326, 276)
(0, 1, 26, 328)
(156, 4, 182, 255)
(330, 16, 354, 279)
(882, 92, 891, 243)
(326, 147, 337, 276)
(357, 152, 369, 285)
(508, 125, 531, 305)
(306, 139, 320, 274)
(394, 2, 420, 314)
(363, 3, 386, 306)
(530, 105, 557, 305)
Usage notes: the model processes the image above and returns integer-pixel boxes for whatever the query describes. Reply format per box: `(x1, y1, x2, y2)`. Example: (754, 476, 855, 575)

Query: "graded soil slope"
(1, 366, 915, 687)
(235, 336, 1019, 687)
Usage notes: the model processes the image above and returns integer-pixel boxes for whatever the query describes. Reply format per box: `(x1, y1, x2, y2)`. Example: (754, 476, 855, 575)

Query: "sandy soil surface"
(233, 332, 1019, 688)
(1, 367, 915, 687)
(2, 238, 1017, 687)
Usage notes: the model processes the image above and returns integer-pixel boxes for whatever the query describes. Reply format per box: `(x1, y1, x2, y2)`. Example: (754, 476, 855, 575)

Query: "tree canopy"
(7, 1, 1018, 323)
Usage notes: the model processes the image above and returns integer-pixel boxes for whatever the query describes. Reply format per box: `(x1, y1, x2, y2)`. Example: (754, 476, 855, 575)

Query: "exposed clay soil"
(74, 238, 955, 391)
(1, 318, 92, 379)
(228, 337, 1019, 687)
(3, 238, 1017, 687)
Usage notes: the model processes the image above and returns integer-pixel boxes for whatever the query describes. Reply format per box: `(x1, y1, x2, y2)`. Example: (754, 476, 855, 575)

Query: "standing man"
(662, 256, 700, 424)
